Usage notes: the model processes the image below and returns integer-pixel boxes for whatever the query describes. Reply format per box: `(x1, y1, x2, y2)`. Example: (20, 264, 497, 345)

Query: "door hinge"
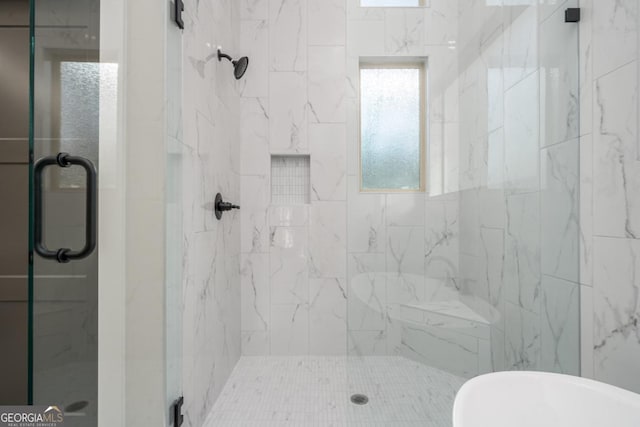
(174, 0, 184, 29)
(172, 396, 184, 426)
(565, 8, 580, 23)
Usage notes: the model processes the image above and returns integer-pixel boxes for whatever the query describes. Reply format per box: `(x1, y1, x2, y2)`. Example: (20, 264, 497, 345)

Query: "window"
(360, 0, 425, 7)
(359, 62, 426, 192)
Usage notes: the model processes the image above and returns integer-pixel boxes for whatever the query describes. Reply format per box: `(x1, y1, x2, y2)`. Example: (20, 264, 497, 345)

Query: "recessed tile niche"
(271, 155, 310, 205)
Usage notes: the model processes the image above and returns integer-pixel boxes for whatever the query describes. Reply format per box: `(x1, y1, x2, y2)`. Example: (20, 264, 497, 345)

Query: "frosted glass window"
(361, 0, 423, 6)
(360, 65, 424, 191)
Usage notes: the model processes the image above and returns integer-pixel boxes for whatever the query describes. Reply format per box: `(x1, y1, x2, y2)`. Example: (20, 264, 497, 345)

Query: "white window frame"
(360, 0, 427, 8)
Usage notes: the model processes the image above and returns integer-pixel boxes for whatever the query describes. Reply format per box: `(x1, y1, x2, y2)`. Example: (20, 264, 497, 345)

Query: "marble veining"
(269, 0, 307, 71)
(505, 302, 541, 371)
(504, 192, 541, 314)
(577, 0, 640, 393)
(541, 276, 580, 375)
(385, 9, 425, 55)
(541, 139, 580, 283)
(593, 237, 640, 392)
(593, 60, 640, 239)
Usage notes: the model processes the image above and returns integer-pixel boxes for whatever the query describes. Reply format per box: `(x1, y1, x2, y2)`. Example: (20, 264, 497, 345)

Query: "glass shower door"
(29, 0, 103, 424)
(346, 1, 580, 425)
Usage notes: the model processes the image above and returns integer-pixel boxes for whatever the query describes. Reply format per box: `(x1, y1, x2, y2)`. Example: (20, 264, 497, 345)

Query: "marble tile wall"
(239, 0, 349, 357)
(181, 0, 242, 426)
(239, 0, 463, 359)
(578, 0, 640, 392)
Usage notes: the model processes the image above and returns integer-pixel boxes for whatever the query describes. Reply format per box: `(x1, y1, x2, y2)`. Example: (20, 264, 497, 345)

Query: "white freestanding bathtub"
(453, 371, 640, 427)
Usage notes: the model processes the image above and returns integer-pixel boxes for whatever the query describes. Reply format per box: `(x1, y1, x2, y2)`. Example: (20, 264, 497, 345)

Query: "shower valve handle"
(218, 201, 240, 211)
(214, 193, 240, 220)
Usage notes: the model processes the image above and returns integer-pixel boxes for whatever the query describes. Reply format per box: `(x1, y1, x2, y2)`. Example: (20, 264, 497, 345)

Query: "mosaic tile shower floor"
(204, 356, 465, 426)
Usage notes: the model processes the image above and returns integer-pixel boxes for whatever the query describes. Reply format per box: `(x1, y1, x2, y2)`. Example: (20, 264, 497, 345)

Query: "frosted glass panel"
(360, 67, 422, 190)
(60, 61, 101, 188)
(361, 0, 422, 6)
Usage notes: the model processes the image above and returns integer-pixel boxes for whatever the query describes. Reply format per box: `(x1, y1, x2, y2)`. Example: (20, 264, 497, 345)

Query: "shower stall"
(0, 0, 583, 425)
(229, 0, 581, 424)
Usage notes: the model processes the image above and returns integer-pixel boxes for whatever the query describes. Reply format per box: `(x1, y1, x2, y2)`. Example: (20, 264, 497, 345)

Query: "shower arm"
(218, 51, 233, 63)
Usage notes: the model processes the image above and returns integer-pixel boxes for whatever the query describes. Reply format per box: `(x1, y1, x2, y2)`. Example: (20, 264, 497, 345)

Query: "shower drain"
(350, 394, 369, 405)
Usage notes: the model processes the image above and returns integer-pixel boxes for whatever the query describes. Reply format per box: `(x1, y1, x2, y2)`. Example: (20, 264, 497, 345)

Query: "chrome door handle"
(34, 153, 97, 263)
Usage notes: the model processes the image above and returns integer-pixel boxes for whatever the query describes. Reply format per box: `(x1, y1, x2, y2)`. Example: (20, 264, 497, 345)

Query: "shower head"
(217, 48, 249, 80)
(233, 56, 249, 80)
